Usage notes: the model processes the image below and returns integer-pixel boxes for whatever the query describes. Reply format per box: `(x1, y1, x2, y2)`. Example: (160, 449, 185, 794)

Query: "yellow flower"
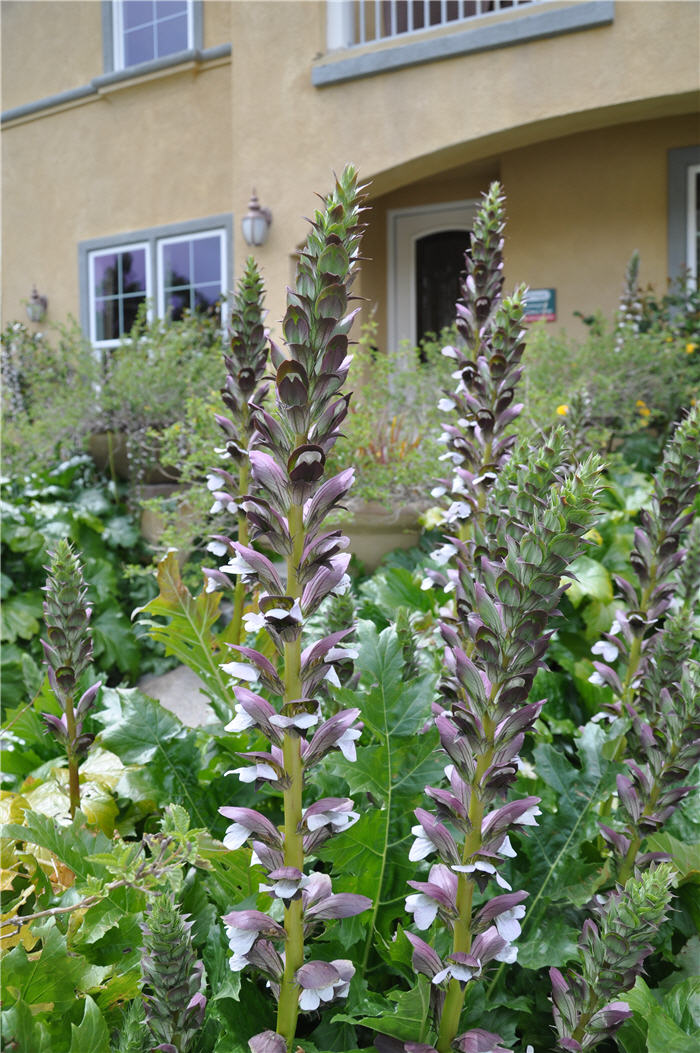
(635, 399, 647, 408)
(686, 342, 696, 354)
(638, 406, 651, 417)
(556, 404, 569, 416)
(666, 336, 674, 343)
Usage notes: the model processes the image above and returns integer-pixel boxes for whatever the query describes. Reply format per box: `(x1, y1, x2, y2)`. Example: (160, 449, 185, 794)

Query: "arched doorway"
(388, 199, 477, 351)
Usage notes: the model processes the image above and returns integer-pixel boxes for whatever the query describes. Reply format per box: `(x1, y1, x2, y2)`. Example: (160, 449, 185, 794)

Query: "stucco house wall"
(2, 0, 698, 348)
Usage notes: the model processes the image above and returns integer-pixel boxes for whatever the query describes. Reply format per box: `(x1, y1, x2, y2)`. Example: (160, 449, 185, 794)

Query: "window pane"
(163, 241, 191, 286)
(193, 236, 221, 284)
(121, 249, 147, 294)
(123, 294, 146, 334)
(156, 1, 188, 18)
(124, 24, 155, 65)
(95, 298, 120, 342)
(194, 283, 221, 313)
(93, 253, 119, 296)
(156, 12, 188, 57)
(123, 1, 154, 30)
(166, 290, 190, 320)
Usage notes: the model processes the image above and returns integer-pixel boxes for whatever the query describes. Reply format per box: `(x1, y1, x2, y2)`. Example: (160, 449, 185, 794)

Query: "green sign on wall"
(523, 288, 556, 322)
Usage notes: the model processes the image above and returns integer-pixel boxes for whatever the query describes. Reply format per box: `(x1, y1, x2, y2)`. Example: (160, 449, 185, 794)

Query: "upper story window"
(113, 0, 193, 70)
(80, 215, 232, 349)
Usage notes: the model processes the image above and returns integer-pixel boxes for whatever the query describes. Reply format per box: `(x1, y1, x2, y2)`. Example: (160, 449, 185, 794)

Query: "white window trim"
(157, 227, 227, 321)
(79, 214, 233, 349)
(88, 240, 152, 349)
(387, 199, 478, 352)
(686, 163, 700, 283)
(112, 0, 194, 72)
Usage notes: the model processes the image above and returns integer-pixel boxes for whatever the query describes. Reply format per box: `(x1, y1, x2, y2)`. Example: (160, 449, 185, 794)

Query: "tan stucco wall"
(2, 1, 698, 341)
(503, 113, 700, 332)
(0, 1, 230, 111)
(1, 1, 103, 111)
(233, 0, 699, 333)
(2, 59, 232, 325)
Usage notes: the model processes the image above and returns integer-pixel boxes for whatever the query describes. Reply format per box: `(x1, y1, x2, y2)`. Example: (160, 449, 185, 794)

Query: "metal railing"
(337, 1, 541, 48)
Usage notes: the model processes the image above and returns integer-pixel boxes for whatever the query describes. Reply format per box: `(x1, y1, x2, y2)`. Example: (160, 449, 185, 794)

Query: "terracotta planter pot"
(88, 431, 178, 484)
(335, 497, 429, 571)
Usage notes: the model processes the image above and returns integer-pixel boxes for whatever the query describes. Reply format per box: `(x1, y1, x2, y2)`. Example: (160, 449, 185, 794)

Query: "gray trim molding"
(312, 0, 614, 86)
(78, 213, 234, 339)
(668, 146, 700, 282)
(1, 43, 231, 124)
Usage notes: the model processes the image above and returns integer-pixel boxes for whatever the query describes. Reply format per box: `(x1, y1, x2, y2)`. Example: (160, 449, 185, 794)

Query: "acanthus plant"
(205, 166, 372, 1052)
(587, 404, 700, 883)
(207, 255, 270, 645)
(140, 892, 207, 1053)
(40, 538, 101, 819)
(390, 184, 604, 1053)
(430, 181, 527, 544)
(549, 863, 675, 1051)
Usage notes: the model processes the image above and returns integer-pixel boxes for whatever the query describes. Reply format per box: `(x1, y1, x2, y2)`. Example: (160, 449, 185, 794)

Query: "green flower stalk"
(589, 406, 700, 880)
(431, 182, 527, 547)
(140, 893, 207, 1053)
(398, 185, 604, 1053)
(550, 864, 675, 1051)
(41, 538, 101, 818)
(208, 256, 269, 645)
(210, 167, 371, 1053)
(614, 250, 643, 351)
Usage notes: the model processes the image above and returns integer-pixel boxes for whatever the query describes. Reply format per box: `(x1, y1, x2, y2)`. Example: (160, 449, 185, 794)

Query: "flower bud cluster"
(614, 251, 643, 352)
(41, 539, 101, 816)
(205, 257, 269, 643)
(214, 167, 371, 1051)
(588, 406, 700, 877)
(550, 864, 674, 1051)
(401, 184, 604, 1053)
(140, 893, 207, 1053)
(431, 184, 527, 537)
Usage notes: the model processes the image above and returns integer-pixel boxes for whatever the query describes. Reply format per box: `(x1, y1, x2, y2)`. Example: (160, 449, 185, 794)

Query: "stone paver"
(138, 665, 214, 727)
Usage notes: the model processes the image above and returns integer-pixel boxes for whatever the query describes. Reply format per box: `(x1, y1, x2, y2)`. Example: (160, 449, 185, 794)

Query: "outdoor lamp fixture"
(241, 189, 272, 247)
(26, 286, 48, 323)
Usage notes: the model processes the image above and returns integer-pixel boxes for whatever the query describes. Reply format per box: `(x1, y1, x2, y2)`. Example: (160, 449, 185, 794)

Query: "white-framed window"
(80, 215, 232, 350)
(88, 241, 151, 347)
(687, 164, 700, 285)
(157, 229, 227, 321)
(113, 0, 193, 71)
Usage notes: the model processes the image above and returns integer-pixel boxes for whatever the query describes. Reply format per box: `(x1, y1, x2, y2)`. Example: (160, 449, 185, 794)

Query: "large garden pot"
(335, 497, 429, 571)
(88, 431, 178, 485)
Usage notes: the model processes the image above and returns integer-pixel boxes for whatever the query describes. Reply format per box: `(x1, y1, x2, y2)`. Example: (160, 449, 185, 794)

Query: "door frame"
(387, 198, 478, 351)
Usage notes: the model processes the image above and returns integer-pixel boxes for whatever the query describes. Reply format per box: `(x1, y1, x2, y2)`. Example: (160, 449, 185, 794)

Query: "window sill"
(312, 0, 613, 87)
(93, 44, 231, 91)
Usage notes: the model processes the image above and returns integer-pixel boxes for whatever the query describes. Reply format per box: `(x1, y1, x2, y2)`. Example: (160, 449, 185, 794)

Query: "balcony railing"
(328, 0, 541, 50)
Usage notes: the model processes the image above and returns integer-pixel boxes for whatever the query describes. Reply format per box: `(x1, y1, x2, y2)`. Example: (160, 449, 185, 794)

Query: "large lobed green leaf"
(319, 621, 440, 954)
(92, 686, 208, 825)
(133, 550, 233, 719)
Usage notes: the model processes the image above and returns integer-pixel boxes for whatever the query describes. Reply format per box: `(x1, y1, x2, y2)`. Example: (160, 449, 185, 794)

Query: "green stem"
(230, 459, 250, 647)
(436, 714, 494, 1053)
(63, 693, 81, 819)
(276, 500, 305, 1051)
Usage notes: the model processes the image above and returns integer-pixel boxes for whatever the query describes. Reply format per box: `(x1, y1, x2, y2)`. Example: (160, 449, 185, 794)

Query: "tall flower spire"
(212, 167, 371, 1053)
(41, 538, 101, 818)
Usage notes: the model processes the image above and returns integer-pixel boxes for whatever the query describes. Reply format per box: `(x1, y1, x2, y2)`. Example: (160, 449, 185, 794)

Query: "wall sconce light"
(26, 286, 48, 323)
(241, 189, 272, 247)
